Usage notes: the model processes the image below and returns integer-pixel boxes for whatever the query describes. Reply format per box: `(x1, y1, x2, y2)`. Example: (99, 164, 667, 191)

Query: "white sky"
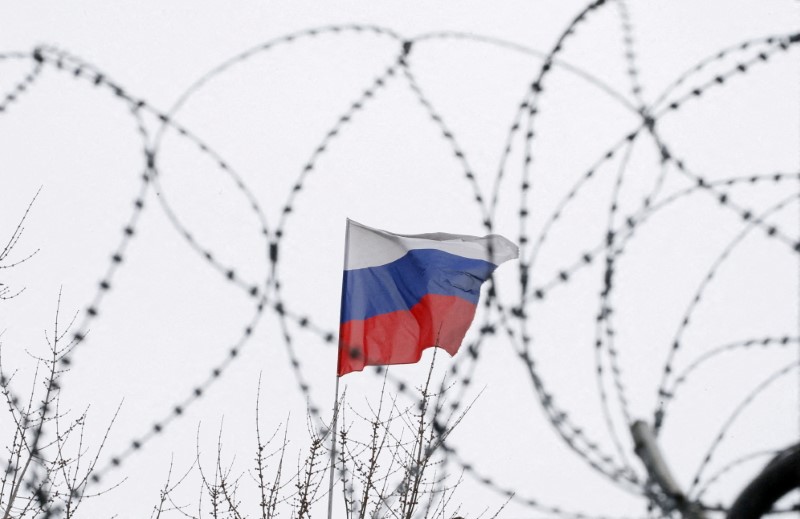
(0, 1, 798, 518)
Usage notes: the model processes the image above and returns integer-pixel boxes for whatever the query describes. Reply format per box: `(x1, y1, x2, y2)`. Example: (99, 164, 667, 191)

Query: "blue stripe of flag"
(341, 249, 498, 323)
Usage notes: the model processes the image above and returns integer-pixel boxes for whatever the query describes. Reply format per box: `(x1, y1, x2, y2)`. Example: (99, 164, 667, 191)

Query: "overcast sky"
(1, 1, 798, 517)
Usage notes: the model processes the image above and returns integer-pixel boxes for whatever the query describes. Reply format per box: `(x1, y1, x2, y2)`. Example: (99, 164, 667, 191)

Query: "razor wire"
(0, 0, 798, 516)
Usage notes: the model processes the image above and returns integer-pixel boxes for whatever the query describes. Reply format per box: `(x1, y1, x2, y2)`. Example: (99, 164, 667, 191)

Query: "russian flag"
(337, 219, 518, 376)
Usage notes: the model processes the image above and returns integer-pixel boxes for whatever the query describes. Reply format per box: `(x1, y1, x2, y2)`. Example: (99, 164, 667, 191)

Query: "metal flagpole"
(326, 374, 341, 519)
(328, 219, 351, 519)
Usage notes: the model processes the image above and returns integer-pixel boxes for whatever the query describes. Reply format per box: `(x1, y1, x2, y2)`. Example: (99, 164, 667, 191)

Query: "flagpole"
(328, 218, 351, 519)
(327, 374, 340, 519)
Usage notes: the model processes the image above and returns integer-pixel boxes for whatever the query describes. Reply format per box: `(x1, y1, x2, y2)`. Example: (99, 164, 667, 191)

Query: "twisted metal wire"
(0, 2, 797, 516)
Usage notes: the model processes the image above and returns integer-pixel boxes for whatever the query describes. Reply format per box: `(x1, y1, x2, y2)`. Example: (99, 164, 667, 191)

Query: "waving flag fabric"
(337, 219, 518, 376)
